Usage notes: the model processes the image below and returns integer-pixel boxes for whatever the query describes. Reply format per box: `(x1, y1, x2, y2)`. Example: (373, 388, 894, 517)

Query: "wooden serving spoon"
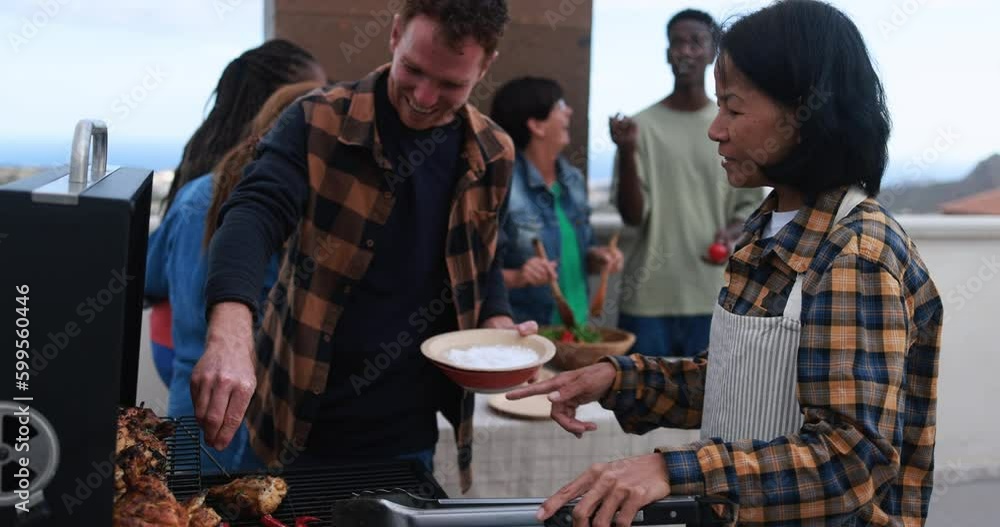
(589, 232, 620, 318)
(532, 238, 578, 330)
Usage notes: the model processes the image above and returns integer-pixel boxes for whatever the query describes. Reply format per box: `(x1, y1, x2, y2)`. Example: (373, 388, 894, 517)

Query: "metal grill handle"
(69, 119, 108, 184)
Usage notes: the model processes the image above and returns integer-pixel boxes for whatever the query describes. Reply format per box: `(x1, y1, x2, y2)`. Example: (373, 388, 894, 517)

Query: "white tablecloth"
(431, 388, 700, 498)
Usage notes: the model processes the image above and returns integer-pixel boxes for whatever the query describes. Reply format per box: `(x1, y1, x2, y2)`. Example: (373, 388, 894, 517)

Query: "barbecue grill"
(162, 425, 731, 527)
(0, 120, 153, 526)
(0, 121, 732, 527)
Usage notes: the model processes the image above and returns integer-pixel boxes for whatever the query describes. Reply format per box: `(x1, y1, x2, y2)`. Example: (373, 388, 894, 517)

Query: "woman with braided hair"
(147, 40, 324, 396)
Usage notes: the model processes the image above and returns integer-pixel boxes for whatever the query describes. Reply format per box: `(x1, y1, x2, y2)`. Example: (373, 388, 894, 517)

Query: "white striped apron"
(700, 187, 868, 441)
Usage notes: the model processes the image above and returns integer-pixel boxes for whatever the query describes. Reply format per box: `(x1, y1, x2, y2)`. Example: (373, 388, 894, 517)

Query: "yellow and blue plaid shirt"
(602, 186, 943, 526)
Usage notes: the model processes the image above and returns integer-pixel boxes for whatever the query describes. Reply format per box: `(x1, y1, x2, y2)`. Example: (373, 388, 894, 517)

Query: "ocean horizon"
(0, 138, 977, 188)
(0, 139, 185, 173)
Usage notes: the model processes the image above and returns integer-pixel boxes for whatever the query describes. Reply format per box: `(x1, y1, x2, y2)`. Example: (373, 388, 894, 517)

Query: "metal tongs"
(329, 488, 733, 526)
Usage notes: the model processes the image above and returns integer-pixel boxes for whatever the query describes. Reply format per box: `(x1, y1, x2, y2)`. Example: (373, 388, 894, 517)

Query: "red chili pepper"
(559, 329, 575, 343)
(260, 515, 288, 527)
(295, 516, 321, 527)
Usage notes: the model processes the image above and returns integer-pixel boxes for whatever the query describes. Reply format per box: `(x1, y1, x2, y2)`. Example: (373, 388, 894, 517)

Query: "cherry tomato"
(707, 242, 729, 264)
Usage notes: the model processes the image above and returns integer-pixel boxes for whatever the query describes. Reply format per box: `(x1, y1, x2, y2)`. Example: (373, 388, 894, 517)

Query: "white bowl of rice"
(421, 329, 555, 393)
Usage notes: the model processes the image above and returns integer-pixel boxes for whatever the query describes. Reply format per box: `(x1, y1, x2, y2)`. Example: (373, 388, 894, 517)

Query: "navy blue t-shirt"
(305, 72, 463, 457)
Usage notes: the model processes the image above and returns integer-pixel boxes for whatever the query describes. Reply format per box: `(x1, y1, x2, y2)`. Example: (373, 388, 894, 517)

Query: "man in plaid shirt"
(190, 0, 533, 491)
(509, 2, 942, 525)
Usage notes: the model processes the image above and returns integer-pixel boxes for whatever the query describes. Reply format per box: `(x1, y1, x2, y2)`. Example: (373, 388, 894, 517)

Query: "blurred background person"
(491, 76, 623, 326)
(147, 40, 324, 391)
(145, 56, 325, 472)
(610, 9, 762, 357)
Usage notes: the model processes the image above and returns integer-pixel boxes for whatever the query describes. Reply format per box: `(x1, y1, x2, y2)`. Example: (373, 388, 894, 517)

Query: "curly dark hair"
(400, 0, 510, 55)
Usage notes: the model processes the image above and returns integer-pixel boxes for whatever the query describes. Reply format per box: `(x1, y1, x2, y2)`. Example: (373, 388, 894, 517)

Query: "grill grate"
(163, 415, 203, 501)
(164, 421, 446, 526)
(200, 461, 447, 526)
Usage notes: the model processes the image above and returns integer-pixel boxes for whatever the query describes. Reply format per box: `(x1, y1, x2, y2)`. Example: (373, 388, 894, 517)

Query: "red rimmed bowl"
(420, 329, 556, 393)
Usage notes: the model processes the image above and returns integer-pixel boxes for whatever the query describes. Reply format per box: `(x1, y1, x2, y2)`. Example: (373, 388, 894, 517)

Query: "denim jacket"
(503, 152, 594, 324)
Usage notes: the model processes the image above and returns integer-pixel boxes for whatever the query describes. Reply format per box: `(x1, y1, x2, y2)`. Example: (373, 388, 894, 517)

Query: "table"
(432, 387, 700, 498)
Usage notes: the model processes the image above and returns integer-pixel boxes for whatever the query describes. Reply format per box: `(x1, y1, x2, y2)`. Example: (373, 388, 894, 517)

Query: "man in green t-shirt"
(610, 9, 761, 357)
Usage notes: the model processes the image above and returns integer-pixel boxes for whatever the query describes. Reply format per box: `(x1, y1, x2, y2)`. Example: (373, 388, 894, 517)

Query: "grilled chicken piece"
(114, 465, 127, 501)
(206, 476, 288, 518)
(119, 407, 177, 439)
(118, 443, 169, 481)
(117, 408, 171, 456)
(184, 494, 223, 527)
(113, 475, 189, 527)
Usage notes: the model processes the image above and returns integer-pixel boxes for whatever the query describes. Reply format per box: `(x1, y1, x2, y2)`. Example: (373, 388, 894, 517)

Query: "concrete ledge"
(591, 211, 1000, 241)
(896, 215, 1000, 240)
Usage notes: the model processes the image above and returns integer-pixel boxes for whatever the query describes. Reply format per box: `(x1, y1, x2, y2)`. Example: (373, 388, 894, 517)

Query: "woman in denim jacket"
(491, 77, 623, 325)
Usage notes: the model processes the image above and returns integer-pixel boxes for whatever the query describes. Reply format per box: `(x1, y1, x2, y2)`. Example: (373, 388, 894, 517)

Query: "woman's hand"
(588, 245, 624, 274)
(518, 256, 558, 287)
(506, 361, 617, 436)
(535, 453, 671, 527)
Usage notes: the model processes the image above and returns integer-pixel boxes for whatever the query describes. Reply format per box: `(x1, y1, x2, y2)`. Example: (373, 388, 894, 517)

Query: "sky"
(1, 0, 997, 185)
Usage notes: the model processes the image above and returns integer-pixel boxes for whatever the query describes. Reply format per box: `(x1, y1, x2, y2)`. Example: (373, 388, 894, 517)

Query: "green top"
(551, 181, 590, 326)
(611, 102, 764, 316)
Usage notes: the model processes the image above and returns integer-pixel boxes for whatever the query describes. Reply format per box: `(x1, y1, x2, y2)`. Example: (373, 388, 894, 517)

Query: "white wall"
(900, 216, 1000, 485)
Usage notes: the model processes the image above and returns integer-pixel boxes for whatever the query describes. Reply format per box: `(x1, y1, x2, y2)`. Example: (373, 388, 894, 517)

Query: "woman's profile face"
(708, 55, 799, 188)
(530, 99, 573, 152)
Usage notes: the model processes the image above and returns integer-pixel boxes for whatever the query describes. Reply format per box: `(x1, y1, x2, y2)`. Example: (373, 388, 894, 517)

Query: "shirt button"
(312, 386, 322, 395)
(343, 285, 352, 294)
(322, 333, 332, 343)
(365, 239, 374, 248)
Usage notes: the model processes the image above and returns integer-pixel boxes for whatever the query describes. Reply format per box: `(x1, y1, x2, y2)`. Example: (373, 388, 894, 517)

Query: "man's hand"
(535, 453, 671, 527)
(190, 302, 257, 450)
(506, 361, 617, 437)
(588, 245, 624, 274)
(701, 221, 744, 266)
(610, 113, 644, 227)
(519, 257, 559, 287)
(481, 315, 538, 336)
(609, 113, 638, 152)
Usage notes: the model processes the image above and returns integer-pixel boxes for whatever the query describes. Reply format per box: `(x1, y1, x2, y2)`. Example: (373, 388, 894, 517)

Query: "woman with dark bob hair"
(508, 1, 943, 525)
(490, 77, 623, 326)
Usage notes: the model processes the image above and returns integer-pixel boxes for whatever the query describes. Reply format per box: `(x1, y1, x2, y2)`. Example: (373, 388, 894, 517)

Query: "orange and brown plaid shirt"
(236, 65, 515, 491)
(602, 186, 943, 525)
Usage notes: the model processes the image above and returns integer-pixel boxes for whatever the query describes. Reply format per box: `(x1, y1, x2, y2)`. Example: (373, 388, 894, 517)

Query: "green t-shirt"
(611, 102, 764, 316)
(551, 182, 589, 326)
